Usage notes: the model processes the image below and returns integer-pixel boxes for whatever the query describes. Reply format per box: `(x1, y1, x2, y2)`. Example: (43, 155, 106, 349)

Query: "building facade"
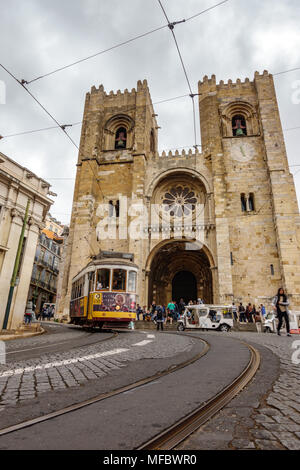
(57, 71, 300, 318)
(0, 152, 53, 329)
(28, 220, 64, 315)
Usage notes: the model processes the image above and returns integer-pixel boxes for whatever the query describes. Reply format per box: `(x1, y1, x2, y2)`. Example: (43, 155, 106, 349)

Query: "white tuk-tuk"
(263, 311, 300, 334)
(177, 305, 234, 332)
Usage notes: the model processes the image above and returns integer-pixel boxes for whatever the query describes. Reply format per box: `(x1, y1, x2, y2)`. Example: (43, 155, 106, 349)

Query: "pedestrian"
(251, 304, 257, 322)
(238, 303, 246, 322)
(232, 302, 238, 321)
(260, 304, 266, 317)
(178, 298, 185, 317)
(41, 305, 47, 320)
(155, 305, 165, 331)
(246, 303, 253, 323)
(150, 301, 156, 318)
(272, 287, 291, 337)
(167, 300, 175, 325)
(136, 304, 143, 321)
(46, 305, 52, 321)
(142, 305, 147, 320)
(173, 302, 180, 321)
(24, 300, 33, 325)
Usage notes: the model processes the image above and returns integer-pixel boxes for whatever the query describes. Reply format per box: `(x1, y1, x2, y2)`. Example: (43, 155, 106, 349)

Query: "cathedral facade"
(57, 71, 300, 317)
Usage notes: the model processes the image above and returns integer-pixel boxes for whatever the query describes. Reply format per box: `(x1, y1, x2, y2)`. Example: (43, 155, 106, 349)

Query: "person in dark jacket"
(239, 303, 246, 322)
(178, 298, 185, 317)
(272, 288, 291, 336)
(155, 305, 165, 331)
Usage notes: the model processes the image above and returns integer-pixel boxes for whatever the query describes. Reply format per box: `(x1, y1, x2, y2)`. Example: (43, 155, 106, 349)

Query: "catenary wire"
(273, 66, 300, 76)
(185, 0, 230, 22)
(1, 88, 299, 141)
(20, 1, 231, 85)
(0, 63, 107, 201)
(24, 25, 169, 85)
(0, 63, 79, 150)
(0, 94, 192, 140)
(157, 0, 198, 148)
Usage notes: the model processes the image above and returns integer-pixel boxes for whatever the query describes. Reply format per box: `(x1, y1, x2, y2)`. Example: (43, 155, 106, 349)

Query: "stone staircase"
(134, 320, 259, 332)
(232, 321, 258, 332)
(134, 321, 178, 331)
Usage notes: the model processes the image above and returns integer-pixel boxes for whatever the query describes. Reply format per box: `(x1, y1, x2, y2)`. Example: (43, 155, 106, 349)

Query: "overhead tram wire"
(21, 25, 169, 85)
(0, 62, 106, 200)
(185, 0, 230, 21)
(273, 66, 300, 76)
(17, 1, 231, 86)
(0, 63, 79, 150)
(157, 0, 199, 149)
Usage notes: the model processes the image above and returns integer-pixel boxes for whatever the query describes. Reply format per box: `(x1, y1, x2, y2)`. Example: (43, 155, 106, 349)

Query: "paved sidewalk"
(178, 331, 300, 451)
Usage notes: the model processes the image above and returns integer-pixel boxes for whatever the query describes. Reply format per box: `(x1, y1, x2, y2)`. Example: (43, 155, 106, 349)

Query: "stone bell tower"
(57, 80, 158, 317)
(198, 71, 300, 307)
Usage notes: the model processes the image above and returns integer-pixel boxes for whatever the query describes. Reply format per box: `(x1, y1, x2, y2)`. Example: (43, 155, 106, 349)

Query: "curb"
(0, 327, 45, 342)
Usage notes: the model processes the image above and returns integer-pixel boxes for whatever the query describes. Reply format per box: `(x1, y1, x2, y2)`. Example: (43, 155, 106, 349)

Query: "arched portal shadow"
(172, 271, 197, 304)
(148, 240, 213, 306)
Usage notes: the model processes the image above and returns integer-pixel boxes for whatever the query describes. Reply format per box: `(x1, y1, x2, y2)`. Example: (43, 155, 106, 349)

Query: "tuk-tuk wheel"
(177, 323, 185, 332)
(219, 324, 230, 332)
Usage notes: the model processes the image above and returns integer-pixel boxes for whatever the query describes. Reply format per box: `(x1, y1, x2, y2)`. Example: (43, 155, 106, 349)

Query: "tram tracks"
(5, 329, 118, 359)
(0, 333, 260, 450)
(0, 334, 209, 437)
(137, 341, 260, 450)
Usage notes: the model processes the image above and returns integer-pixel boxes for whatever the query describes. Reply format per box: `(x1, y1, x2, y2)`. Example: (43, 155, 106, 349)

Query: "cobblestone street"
(0, 329, 194, 410)
(178, 331, 300, 451)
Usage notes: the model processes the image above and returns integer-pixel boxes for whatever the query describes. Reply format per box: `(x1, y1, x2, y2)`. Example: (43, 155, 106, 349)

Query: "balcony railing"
(30, 278, 57, 293)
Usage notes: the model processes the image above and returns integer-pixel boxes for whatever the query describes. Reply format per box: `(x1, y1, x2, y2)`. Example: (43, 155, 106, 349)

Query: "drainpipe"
(2, 199, 30, 330)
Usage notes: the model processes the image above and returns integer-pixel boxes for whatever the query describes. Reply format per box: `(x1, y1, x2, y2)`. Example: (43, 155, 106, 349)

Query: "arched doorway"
(148, 240, 213, 306)
(172, 271, 197, 304)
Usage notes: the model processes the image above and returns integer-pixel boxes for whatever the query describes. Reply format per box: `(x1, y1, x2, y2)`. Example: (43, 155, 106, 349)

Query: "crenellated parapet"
(158, 148, 201, 159)
(198, 70, 272, 93)
(88, 79, 151, 100)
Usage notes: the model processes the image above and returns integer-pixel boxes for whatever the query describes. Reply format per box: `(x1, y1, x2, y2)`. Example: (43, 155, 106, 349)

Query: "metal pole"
(2, 199, 30, 330)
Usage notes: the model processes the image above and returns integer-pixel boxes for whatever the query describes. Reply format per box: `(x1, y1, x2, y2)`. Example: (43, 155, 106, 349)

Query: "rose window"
(162, 186, 197, 217)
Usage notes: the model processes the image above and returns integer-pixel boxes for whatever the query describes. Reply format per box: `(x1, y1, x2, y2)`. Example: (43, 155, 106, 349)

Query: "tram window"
(112, 269, 126, 291)
(89, 272, 95, 291)
(96, 269, 110, 290)
(128, 271, 137, 292)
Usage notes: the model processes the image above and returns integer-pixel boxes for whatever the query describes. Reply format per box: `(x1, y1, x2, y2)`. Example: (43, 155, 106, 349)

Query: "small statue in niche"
(232, 117, 246, 136)
(115, 128, 127, 149)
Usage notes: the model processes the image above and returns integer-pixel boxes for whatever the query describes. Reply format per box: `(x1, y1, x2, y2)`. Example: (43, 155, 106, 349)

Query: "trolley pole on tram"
(2, 199, 30, 330)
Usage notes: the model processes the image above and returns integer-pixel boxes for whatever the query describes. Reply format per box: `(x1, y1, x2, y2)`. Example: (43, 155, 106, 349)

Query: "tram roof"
(72, 258, 139, 281)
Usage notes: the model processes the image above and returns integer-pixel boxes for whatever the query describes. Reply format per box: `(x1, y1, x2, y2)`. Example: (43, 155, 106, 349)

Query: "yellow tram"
(70, 257, 138, 329)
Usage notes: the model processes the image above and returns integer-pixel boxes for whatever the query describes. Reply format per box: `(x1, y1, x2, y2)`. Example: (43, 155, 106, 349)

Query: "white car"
(177, 305, 234, 332)
(263, 311, 300, 334)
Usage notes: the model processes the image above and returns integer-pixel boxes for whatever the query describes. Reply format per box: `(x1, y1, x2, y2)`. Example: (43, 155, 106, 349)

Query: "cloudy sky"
(0, 0, 299, 224)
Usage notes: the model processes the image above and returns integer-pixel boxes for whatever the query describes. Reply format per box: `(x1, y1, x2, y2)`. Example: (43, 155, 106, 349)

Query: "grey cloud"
(0, 0, 299, 223)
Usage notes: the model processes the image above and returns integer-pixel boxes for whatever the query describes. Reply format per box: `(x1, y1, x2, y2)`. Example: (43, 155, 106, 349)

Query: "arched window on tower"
(232, 115, 247, 137)
(241, 194, 247, 212)
(108, 200, 114, 217)
(248, 193, 255, 212)
(115, 127, 127, 149)
(150, 129, 155, 153)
